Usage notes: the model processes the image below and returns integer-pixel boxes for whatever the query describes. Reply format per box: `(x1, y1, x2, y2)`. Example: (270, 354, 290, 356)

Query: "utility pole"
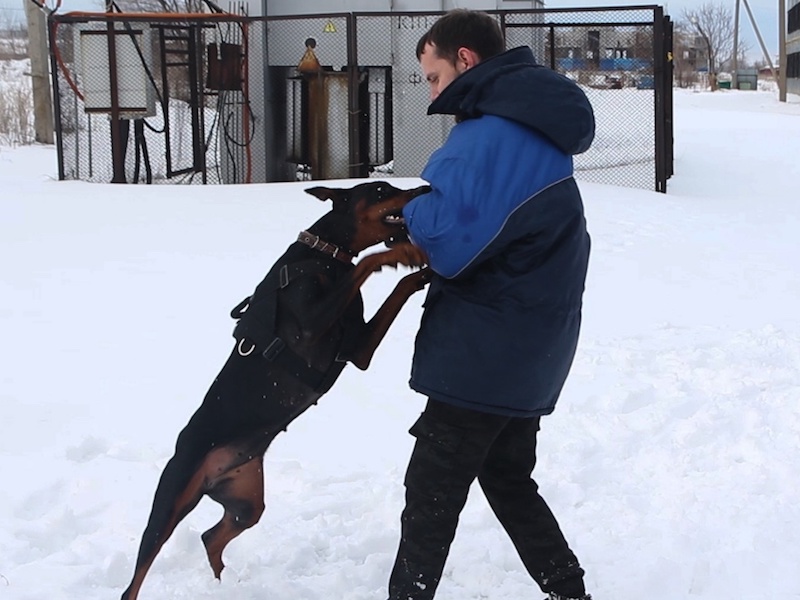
(779, 0, 787, 101)
(23, 0, 54, 144)
(741, 0, 778, 81)
(732, 0, 740, 88)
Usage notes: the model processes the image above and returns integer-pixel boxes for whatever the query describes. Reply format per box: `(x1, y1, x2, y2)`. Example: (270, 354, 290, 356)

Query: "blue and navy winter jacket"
(402, 46, 594, 417)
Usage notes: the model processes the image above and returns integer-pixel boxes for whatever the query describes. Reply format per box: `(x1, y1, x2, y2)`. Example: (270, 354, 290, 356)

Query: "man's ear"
(456, 47, 481, 71)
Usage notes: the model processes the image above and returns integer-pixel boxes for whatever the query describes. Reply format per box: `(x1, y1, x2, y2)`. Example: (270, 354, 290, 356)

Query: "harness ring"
(237, 338, 256, 357)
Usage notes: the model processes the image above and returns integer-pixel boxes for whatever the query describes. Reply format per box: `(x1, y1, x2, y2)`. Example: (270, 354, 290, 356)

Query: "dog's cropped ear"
(305, 186, 349, 203)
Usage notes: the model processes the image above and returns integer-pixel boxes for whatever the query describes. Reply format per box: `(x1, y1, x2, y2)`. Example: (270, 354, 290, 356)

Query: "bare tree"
(0, 9, 28, 60)
(681, 2, 736, 90)
(671, 21, 700, 88)
(722, 37, 751, 71)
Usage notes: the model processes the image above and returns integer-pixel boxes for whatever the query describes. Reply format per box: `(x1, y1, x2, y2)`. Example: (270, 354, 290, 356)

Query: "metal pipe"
(779, 0, 787, 101)
(741, 0, 778, 81)
(47, 15, 66, 180)
(106, 13, 126, 183)
(732, 0, 740, 88)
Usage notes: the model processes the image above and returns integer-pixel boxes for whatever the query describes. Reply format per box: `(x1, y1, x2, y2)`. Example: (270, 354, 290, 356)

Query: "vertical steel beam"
(106, 17, 126, 183)
(347, 13, 364, 178)
(47, 15, 66, 181)
(653, 6, 667, 193)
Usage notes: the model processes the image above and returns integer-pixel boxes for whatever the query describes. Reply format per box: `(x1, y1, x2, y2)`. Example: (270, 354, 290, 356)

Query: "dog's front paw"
(398, 267, 433, 294)
(387, 243, 428, 268)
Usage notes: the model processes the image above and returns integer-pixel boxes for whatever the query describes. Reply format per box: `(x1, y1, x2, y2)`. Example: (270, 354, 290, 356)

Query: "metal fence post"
(653, 6, 667, 193)
(347, 13, 364, 178)
(106, 16, 126, 183)
(47, 15, 66, 181)
(664, 15, 674, 180)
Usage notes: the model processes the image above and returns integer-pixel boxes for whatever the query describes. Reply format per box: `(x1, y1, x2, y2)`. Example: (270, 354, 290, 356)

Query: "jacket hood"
(427, 46, 595, 155)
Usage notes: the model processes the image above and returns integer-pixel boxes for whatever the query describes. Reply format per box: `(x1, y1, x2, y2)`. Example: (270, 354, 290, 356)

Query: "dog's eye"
(371, 184, 396, 204)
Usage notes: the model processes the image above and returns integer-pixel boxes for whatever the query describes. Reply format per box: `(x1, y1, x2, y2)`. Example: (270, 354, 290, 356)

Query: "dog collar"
(297, 231, 355, 264)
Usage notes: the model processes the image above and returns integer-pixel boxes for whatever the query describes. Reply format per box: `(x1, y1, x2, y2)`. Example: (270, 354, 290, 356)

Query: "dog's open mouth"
(383, 211, 405, 226)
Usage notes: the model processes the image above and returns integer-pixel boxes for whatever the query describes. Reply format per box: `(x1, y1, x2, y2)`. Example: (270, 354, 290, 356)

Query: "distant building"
(551, 26, 655, 88)
(758, 65, 777, 79)
(789, 0, 800, 95)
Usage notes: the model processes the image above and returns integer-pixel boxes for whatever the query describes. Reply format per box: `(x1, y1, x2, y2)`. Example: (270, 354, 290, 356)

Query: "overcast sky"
(1, 0, 781, 62)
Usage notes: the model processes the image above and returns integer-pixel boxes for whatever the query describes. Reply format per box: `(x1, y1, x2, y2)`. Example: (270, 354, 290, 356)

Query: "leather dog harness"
(229, 232, 358, 393)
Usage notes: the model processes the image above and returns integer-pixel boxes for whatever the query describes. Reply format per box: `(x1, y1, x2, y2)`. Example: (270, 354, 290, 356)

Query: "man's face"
(419, 42, 470, 101)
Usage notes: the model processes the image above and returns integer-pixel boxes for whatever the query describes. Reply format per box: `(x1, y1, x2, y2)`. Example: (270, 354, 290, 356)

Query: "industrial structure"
(48, 2, 674, 191)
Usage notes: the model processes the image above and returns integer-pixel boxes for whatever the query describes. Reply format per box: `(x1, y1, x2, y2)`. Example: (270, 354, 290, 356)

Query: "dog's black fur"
(120, 181, 430, 600)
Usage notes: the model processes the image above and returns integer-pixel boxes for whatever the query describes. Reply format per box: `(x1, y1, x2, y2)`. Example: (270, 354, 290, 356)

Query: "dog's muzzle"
(385, 229, 410, 247)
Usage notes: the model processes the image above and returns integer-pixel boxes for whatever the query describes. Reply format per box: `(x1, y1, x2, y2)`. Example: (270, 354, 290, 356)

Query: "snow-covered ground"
(2, 87, 800, 600)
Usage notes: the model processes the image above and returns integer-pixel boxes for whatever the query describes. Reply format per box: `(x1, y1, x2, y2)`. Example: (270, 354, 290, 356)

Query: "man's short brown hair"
(415, 9, 505, 64)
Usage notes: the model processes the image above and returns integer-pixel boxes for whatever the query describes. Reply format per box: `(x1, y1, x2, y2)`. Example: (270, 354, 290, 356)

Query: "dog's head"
(305, 181, 431, 252)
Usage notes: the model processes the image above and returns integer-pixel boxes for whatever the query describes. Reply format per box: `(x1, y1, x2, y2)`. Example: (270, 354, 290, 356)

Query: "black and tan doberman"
(120, 181, 431, 600)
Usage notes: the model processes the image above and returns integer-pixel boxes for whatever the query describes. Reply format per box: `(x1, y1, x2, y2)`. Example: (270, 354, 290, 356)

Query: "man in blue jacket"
(387, 9, 594, 600)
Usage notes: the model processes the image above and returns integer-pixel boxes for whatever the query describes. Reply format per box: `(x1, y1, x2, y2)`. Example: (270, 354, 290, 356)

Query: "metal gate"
(49, 6, 673, 191)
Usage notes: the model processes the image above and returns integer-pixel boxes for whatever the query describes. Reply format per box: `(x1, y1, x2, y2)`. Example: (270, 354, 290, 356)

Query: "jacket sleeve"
(403, 116, 574, 279)
(401, 153, 498, 279)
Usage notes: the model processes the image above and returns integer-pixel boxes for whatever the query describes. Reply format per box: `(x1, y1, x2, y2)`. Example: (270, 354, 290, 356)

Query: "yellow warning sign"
(323, 20, 337, 33)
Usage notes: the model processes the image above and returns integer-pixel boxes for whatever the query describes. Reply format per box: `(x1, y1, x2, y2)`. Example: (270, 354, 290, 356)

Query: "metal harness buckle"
(262, 337, 286, 361)
(279, 264, 289, 288)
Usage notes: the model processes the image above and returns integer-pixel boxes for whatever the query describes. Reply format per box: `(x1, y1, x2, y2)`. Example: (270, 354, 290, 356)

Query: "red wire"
(52, 20, 85, 101)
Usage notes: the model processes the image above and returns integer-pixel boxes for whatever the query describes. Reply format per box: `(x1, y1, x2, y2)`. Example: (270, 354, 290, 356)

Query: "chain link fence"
(505, 8, 668, 191)
(50, 13, 264, 183)
(49, 7, 672, 190)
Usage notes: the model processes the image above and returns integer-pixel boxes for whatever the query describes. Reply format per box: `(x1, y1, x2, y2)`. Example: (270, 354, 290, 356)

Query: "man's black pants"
(388, 399, 585, 599)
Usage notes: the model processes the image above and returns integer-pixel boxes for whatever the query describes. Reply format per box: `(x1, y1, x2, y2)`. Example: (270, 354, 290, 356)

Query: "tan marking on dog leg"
(202, 456, 266, 579)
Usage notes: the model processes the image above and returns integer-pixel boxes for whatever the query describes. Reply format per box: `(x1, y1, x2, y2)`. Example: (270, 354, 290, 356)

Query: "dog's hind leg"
(202, 454, 266, 578)
(120, 452, 210, 600)
(121, 441, 261, 600)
